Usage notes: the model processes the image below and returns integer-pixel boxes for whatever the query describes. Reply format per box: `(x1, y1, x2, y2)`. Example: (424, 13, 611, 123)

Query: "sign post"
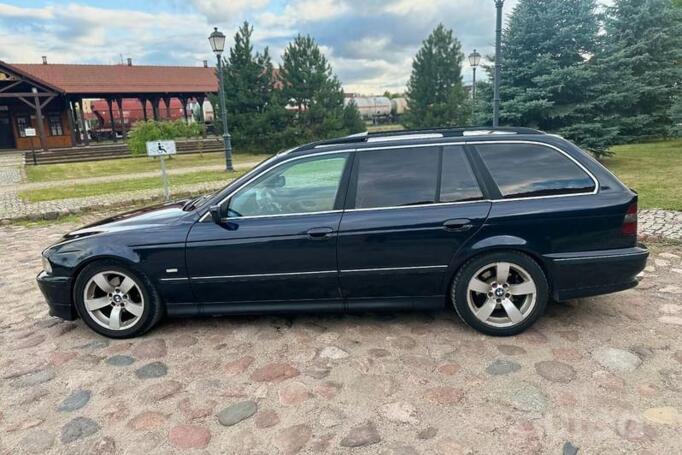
(146, 140, 177, 201)
(25, 128, 37, 165)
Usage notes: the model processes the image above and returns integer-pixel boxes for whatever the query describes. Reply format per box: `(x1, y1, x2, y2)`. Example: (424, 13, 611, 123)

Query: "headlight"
(42, 256, 53, 274)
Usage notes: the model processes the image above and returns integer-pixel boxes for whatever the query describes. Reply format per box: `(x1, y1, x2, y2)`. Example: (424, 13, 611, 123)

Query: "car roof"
(281, 127, 557, 157)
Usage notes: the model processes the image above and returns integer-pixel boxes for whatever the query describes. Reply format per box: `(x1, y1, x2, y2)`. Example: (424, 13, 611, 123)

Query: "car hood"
(63, 200, 192, 240)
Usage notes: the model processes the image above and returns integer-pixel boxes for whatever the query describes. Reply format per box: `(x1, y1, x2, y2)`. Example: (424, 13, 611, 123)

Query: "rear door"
(337, 144, 491, 304)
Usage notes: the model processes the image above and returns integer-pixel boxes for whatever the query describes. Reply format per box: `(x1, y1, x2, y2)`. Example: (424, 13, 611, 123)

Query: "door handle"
(306, 227, 334, 239)
(443, 219, 473, 232)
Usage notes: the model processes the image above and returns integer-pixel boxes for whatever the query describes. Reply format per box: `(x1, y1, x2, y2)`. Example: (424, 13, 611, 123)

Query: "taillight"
(622, 201, 638, 236)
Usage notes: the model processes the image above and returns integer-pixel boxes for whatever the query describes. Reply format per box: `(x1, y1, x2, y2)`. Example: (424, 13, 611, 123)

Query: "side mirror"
(209, 205, 222, 224)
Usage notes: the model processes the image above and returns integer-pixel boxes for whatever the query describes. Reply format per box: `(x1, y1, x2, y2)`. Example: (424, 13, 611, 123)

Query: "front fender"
(45, 237, 141, 278)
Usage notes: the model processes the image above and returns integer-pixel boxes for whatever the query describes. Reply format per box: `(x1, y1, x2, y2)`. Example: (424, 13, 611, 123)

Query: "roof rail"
(293, 127, 544, 152)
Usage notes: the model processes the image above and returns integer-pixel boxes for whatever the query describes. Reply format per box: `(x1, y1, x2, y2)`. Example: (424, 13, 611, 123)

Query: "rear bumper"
(544, 245, 648, 301)
(36, 271, 77, 321)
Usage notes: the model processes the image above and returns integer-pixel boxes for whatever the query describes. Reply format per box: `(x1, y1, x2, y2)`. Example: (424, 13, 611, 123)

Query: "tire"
(73, 260, 163, 338)
(451, 251, 548, 336)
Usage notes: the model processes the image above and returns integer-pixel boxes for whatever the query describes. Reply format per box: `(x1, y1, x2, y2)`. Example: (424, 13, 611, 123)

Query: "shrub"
(127, 120, 204, 156)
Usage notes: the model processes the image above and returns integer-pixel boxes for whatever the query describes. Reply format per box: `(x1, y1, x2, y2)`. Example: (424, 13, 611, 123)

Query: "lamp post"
(468, 49, 481, 123)
(493, 0, 504, 127)
(208, 27, 233, 172)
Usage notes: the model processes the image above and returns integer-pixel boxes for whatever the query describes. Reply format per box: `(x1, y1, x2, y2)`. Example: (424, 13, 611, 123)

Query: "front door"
(338, 145, 491, 303)
(0, 111, 14, 149)
(186, 152, 352, 308)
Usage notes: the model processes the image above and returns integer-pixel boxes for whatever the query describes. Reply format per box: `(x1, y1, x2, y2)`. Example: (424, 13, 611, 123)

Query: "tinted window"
(477, 144, 595, 198)
(355, 147, 439, 209)
(229, 153, 348, 217)
(440, 146, 483, 202)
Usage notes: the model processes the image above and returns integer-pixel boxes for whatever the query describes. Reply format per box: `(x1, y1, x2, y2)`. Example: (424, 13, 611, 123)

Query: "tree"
(588, 0, 682, 144)
(279, 34, 365, 139)
(212, 22, 287, 151)
(498, 0, 599, 129)
(403, 24, 470, 128)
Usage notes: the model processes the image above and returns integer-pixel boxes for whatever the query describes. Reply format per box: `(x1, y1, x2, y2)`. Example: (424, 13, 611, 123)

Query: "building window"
(16, 116, 30, 137)
(48, 114, 63, 136)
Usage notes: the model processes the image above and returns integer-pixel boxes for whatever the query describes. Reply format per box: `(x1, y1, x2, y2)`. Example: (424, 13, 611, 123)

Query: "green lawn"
(604, 139, 682, 211)
(20, 169, 247, 203)
(25, 152, 270, 183)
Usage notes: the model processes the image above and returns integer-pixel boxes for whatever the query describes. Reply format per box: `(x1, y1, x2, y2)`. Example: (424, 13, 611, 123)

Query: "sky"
(0, 0, 590, 95)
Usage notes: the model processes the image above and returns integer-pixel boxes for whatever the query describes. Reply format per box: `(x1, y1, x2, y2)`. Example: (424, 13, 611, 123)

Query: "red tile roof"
(8, 63, 218, 95)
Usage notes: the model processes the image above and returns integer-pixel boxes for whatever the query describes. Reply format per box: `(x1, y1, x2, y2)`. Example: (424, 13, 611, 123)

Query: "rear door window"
(440, 146, 484, 202)
(354, 147, 439, 209)
(476, 143, 595, 198)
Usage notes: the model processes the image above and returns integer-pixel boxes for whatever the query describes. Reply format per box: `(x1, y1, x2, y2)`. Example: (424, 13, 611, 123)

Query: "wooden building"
(0, 59, 217, 152)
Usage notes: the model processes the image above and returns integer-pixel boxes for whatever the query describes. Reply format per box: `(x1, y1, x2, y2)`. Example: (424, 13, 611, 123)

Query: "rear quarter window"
(475, 143, 595, 198)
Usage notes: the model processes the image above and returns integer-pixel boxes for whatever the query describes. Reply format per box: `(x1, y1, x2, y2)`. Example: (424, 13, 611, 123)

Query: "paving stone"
(57, 390, 91, 412)
(417, 427, 438, 440)
(340, 421, 381, 448)
(216, 401, 258, 426)
(250, 362, 300, 382)
(642, 407, 682, 425)
(501, 381, 548, 413)
(534, 361, 577, 383)
(168, 424, 211, 449)
(615, 418, 656, 442)
(106, 355, 135, 366)
(423, 387, 464, 405)
(319, 346, 350, 359)
(127, 411, 168, 431)
(10, 368, 55, 388)
(255, 409, 280, 429)
(275, 424, 312, 454)
(60, 417, 100, 444)
(486, 359, 522, 376)
(140, 380, 183, 402)
(563, 441, 579, 455)
(224, 356, 255, 376)
(497, 344, 527, 355)
(593, 348, 642, 372)
(135, 361, 168, 379)
(378, 401, 419, 424)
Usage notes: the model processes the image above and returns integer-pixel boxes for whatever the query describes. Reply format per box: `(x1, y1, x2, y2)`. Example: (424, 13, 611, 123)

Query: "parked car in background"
(37, 127, 648, 338)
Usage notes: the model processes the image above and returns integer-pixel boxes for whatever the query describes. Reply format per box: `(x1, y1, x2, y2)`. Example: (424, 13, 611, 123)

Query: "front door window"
(228, 153, 349, 218)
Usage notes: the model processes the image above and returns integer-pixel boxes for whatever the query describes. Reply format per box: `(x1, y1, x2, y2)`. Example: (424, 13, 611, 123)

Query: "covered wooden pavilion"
(0, 59, 217, 152)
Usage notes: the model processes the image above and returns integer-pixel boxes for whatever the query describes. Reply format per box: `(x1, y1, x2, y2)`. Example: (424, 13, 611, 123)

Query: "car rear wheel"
(74, 261, 163, 338)
(451, 251, 548, 336)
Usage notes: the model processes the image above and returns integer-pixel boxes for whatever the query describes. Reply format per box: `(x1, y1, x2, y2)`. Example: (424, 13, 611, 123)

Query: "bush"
(127, 120, 204, 156)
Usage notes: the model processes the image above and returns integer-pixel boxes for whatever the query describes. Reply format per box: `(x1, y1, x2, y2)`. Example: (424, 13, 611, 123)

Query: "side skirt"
(165, 296, 446, 318)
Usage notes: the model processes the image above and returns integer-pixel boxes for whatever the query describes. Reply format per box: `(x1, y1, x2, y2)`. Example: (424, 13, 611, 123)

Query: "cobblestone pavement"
(640, 209, 682, 240)
(0, 219, 681, 454)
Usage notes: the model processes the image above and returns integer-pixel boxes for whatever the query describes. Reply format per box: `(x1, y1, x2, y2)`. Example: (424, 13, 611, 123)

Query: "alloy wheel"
(466, 261, 537, 328)
(83, 270, 145, 331)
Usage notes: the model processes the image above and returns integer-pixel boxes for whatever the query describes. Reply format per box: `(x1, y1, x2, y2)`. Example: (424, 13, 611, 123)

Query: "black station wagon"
(37, 127, 648, 338)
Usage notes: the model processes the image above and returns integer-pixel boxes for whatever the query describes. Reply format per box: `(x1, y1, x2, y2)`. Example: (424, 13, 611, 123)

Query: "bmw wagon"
(37, 127, 648, 338)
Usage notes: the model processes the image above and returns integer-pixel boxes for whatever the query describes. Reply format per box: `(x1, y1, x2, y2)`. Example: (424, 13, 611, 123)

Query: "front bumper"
(36, 271, 77, 321)
(545, 245, 649, 301)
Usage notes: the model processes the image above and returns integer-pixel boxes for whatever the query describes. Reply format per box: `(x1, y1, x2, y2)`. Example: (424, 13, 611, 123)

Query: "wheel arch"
(442, 235, 553, 298)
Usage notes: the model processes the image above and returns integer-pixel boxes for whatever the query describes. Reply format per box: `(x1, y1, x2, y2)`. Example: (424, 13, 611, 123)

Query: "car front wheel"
(73, 260, 163, 338)
(451, 251, 548, 336)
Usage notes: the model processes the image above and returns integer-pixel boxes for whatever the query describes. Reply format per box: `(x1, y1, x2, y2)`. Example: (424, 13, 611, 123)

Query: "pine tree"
(211, 22, 287, 151)
(588, 0, 682, 143)
(279, 35, 365, 139)
(403, 24, 470, 129)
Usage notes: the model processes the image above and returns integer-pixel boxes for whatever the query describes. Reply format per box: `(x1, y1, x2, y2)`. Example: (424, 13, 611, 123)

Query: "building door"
(0, 111, 14, 149)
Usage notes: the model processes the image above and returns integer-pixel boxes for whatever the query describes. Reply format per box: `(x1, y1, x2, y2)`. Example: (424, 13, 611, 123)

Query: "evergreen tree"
(212, 22, 288, 151)
(498, 0, 599, 128)
(403, 24, 470, 128)
(588, 0, 682, 144)
(279, 34, 365, 138)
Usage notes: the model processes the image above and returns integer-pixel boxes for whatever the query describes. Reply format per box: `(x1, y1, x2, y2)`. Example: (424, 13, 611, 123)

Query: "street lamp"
(468, 49, 481, 100)
(209, 27, 233, 172)
(493, 0, 504, 127)
(468, 49, 481, 124)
